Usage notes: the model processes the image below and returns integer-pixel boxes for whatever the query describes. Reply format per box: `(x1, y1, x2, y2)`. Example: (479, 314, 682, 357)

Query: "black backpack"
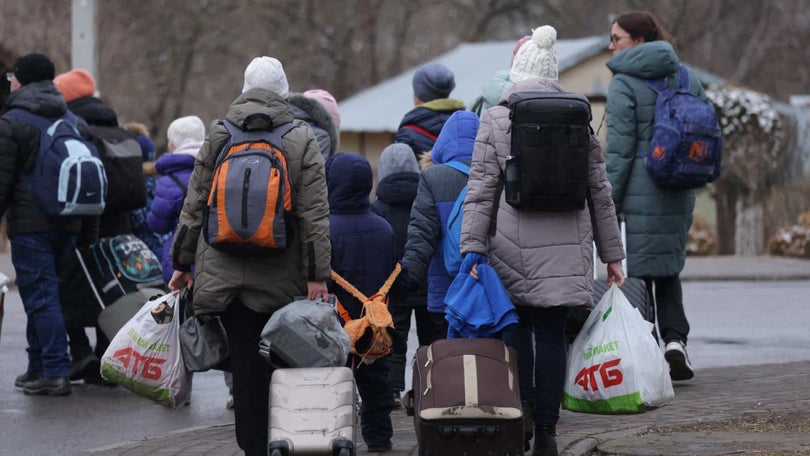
(87, 125, 146, 213)
(505, 92, 592, 211)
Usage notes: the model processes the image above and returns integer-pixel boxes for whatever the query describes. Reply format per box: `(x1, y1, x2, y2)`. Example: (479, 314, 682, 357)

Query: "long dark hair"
(614, 11, 673, 43)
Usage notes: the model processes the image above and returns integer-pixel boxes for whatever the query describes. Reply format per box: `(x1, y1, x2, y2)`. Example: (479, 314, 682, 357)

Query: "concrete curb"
(562, 426, 651, 456)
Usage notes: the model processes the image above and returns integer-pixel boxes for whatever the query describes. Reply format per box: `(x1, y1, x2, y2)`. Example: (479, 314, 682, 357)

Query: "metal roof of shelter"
(339, 35, 608, 133)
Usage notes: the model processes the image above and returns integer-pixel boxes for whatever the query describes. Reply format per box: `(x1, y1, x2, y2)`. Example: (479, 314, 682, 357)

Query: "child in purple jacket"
(147, 115, 205, 283)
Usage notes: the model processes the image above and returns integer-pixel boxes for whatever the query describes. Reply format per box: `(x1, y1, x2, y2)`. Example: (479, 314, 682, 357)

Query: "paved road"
(1, 253, 809, 455)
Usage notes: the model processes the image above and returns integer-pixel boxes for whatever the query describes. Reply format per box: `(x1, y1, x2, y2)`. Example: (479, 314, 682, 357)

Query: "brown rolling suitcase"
(404, 338, 524, 456)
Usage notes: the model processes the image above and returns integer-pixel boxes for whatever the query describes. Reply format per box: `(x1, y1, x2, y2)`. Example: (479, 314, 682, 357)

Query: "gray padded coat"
(459, 78, 625, 308)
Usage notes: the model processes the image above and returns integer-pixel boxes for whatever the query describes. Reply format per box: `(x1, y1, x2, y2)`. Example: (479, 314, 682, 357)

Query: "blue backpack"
(642, 65, 722, 190)
(441, 161, 470, 276)
(5, 109, 107, 216)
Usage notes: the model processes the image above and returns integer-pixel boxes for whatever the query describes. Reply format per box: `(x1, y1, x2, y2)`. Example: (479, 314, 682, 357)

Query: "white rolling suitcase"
(267, 367, 357, 456)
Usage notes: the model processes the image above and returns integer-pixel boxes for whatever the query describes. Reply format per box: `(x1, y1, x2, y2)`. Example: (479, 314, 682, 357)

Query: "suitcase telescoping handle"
(436, 425, 500, 438)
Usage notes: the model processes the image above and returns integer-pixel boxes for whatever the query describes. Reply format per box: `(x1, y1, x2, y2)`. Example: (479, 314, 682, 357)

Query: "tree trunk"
(734, 196, 765, 256)
(715, 180, 737, 255)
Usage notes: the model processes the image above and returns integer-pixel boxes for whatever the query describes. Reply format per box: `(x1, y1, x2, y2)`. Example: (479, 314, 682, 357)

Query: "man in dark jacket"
(394, 62, 465, 159)
(53, 68, 143, 383)
(0, 53, 82, 395)
(326, 152, 399, 453)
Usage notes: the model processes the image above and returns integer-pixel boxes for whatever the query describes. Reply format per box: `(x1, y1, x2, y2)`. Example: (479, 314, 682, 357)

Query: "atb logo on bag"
(112, 347, 167, 380)
(205, 120, 297, 256)
(573, 358, 623, 392)
(4, 109, 107, 216)
(643, 65, 722, 190)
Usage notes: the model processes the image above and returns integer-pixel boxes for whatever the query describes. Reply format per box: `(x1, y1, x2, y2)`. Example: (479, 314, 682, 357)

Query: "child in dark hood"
(325, 152, 400, 453)
(371, 143, 439, 408)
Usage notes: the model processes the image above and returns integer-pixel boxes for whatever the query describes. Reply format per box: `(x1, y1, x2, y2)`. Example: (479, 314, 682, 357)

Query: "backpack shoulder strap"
(678, 64, 691, 91)
(444, 161, 470, 176)
(4, 109, 52, 131)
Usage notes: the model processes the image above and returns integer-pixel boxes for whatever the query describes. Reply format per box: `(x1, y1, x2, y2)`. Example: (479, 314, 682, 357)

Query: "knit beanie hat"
(242, 56, 289, 97)
(412, 62, 456, 103)
(54, 69, 96, 102)
(12, 53, 55, 85)
(167, 115, 206, 150)
(303, 89, 341, 128)
(510, 35, 531, 67)
(378, 143, 419, 183)
(510, 26, 558, 82)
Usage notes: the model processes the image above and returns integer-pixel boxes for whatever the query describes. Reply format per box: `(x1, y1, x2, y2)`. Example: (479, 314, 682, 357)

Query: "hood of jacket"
(326, 153, 372, 213)
(225, 88, 295, 131)
(431, 110, 480, 165)
(288, 93, 339, 156)
(4, 81, 66, 118)
(606, 41, 680, 79)
(155, 151, 196, 175)
(172, 139, 203, 157)
(375, 172, 420, 206)
(481, 70, 513, 110)
(67, 96, 118, 126)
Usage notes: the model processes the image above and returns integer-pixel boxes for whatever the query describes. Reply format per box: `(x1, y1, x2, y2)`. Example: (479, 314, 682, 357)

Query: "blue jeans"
(10, 231, 76, 378)
(502, 306, 568, 428)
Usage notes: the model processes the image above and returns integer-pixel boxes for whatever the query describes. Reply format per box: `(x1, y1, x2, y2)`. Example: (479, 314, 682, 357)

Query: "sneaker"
(392, 392, 402, 408)
(14, 371, 42, 388)
(366, 441, 392, 453)
(664, 341, 694, 381)
(21, 376, 72, 396)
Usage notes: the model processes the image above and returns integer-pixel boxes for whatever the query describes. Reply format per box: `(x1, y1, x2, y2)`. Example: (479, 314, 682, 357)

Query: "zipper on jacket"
(242, 168, 251, 229)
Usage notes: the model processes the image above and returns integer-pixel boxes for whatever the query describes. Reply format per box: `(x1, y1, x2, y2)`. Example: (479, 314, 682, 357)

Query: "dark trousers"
(351, 354, 393, 446)
(66, 326, 109, 361)
(388, 306, 447, 392)
(644, 275, 690, 344)
(11, 232, 76, 378)
(221, 301, 274, 456)
(502, 306, 568, 428)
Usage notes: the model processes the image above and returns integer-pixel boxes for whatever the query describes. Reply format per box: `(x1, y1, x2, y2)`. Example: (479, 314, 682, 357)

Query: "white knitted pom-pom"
(531, 25, 557, 49)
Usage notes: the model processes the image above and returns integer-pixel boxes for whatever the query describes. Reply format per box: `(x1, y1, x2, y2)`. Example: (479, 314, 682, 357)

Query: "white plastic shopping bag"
(563, 284, 674, 414)
(100, 290, 192, 409)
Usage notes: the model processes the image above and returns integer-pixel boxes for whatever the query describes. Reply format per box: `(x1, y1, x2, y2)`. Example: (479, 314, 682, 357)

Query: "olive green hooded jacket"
(171, 89, 331, 314)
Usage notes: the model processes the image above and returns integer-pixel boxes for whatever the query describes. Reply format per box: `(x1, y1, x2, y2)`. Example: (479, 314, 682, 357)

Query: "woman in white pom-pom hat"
(460, 25, 625, 456)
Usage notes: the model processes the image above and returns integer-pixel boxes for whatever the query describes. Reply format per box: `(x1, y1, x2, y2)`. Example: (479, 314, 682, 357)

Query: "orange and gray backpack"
(204, 120, 296, 256)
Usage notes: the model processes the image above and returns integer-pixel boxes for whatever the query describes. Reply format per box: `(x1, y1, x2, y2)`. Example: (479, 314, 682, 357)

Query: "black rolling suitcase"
(404, 338, 524, 456)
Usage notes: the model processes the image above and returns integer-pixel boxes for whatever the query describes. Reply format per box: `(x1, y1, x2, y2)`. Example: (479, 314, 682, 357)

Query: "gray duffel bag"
(259, 297, 351, 368)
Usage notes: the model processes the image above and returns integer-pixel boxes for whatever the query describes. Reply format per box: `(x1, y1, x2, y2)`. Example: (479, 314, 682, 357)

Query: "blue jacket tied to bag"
(444, 253, 518, 338)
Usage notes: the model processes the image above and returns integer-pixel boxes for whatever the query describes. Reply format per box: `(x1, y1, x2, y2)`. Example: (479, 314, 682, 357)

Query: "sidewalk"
(76, 360, 810, 456)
